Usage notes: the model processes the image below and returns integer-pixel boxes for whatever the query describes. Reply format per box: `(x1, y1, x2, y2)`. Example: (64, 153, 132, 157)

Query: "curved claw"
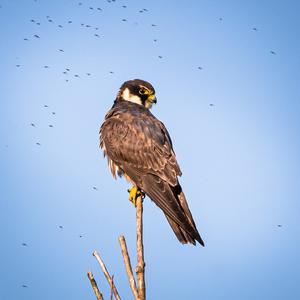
(128, 186, 145, 207)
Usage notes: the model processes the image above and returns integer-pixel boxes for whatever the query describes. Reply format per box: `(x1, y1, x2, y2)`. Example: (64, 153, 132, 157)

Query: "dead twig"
(93, 251, 122, 300)
(136, 196, 146, 300)
(118, 235, 139, 300)
(87, 271, 104, 300)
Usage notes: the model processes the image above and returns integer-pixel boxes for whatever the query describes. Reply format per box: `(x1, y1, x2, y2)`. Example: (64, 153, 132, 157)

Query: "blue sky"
(1, 0, 300, 299)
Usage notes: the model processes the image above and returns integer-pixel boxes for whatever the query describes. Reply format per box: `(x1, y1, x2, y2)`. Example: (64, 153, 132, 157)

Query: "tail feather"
(165, 214, 198, 245)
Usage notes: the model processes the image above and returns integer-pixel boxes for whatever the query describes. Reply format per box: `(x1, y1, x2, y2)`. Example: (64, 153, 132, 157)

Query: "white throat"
(121, 88, 142, 105)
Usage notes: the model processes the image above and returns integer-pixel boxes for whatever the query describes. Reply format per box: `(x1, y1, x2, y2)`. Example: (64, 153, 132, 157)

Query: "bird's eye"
(139, 89, 147, 95)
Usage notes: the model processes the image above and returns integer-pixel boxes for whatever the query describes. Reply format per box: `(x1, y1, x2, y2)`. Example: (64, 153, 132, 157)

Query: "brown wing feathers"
(100, 100, 204, 246)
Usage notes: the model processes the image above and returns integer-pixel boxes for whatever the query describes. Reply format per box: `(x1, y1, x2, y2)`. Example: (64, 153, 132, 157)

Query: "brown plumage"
(100, 79, 204, 246)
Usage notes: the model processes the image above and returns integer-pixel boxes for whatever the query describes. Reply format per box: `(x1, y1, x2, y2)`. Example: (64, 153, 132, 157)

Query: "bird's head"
(117, 79, 157, 109)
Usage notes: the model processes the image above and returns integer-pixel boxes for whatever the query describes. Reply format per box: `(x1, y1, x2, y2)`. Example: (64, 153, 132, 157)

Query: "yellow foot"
(127, 186, 145, 207)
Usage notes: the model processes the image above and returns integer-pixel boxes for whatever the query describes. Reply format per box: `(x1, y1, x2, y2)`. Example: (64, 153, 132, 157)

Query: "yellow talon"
(128, 186, 145, 207)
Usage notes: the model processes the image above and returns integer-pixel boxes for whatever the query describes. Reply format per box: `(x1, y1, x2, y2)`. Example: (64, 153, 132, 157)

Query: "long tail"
(165, 185, 204, 246)
(139, 173, 204, 246)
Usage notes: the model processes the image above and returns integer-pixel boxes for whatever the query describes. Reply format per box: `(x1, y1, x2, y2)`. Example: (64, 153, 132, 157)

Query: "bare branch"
(118, 235, 139, 300)
(110, 275, 114, 300)
(93, 251, 122, 300)
(87, 271, 104, 300)
(136, 196, 146, 300)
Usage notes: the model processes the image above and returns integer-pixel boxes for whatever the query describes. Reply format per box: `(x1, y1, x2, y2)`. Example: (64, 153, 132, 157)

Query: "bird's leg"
(128, 186, 145, 207)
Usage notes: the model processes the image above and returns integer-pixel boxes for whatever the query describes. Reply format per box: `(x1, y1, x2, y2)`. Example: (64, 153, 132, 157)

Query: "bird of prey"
(100, 79, 204, 246)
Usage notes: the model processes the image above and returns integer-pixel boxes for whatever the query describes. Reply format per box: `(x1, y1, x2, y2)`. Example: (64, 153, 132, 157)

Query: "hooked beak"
(148, 94, 157, 104)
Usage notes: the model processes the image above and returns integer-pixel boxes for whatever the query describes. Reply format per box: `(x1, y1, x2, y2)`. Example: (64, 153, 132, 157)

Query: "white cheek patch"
(122, 88, 142, 105)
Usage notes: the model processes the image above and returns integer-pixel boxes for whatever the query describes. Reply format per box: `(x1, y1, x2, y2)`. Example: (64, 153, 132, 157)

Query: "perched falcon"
(100, 79, 204, 246)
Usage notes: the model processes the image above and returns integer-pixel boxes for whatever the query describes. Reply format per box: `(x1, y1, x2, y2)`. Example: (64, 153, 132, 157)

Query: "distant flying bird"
(270, 50, 276, 55)
(22, 285, 28, 288)
(44, 65, 49, 68)
(79, 235, 83, 238)
(59, 225, 63, 229)
(86, 73, 91, 76)
(58, 24, 63, 28)
(36, 22, 40, 25)
(74, 74, 80, 78)
(52, 112, 56, 115)
(33, 34, 40, 38)
(277, 224, 282, 227)
(219, 17, 223, 21)
(16, 64, 21, 67)
(122, 5, 127, 8)
(153, 39, 157, 42)
(68, 20, 72, 23)
(58, 49, 64, 52)
(24, 38, 29, 41)
(158, 55, 163, 59)
(209, 103, 214, 107)
(44, 104, 48, 107)
(93, 186, 98, 190)
(30, 123, 35, 127)
(198, 66, 203, 70)
(94, 34, 100, 37)
(100, 79, 204, 246)
(109, 71, 114, 74)
(151, 24, 157, 27)
(22, 243, 28, 246)
(49, 125, 53, 128)
(36, 142, 41, 146)
(66, 68, 70, 71)
(253, 27, 258, 31)
(122, 19, 127, 22)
